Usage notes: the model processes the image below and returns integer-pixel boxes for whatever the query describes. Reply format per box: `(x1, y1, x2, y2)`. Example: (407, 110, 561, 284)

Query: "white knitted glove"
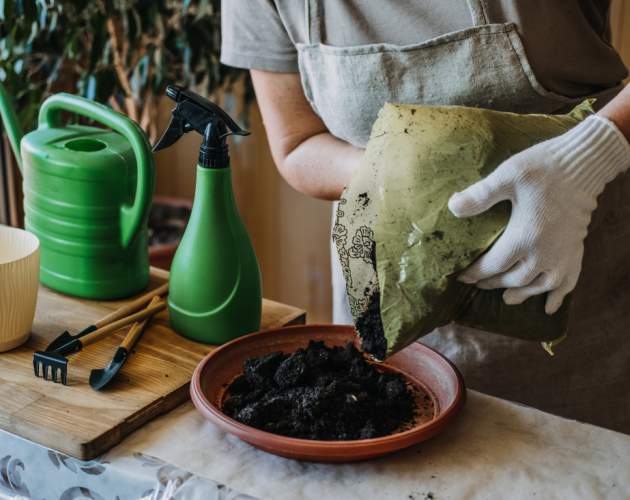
(448, 115, 630, 314)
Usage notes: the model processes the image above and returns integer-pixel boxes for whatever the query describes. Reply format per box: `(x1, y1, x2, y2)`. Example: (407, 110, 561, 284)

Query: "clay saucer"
(190, 324, 465, 462)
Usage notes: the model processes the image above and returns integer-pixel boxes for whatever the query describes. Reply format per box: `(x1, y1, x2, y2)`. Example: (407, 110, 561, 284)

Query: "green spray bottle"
(153, 85, 262, 344)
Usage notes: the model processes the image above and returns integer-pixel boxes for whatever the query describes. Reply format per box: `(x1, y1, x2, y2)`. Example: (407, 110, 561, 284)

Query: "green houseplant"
(0, 0, 250, 142)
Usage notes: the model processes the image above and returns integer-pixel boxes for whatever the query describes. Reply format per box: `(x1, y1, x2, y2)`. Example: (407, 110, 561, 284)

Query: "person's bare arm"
(251, 69, 362, 201)
(599, 83, 630, 139)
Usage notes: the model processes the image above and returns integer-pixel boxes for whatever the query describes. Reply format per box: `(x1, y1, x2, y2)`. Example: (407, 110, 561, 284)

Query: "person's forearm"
(281, 132, 362, 200)
(598, 83, 630, 140)
(251, 69, 362, 201)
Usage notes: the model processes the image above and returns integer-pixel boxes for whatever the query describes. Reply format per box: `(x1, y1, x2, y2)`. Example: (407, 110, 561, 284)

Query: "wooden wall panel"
(612, 0, 630, 71)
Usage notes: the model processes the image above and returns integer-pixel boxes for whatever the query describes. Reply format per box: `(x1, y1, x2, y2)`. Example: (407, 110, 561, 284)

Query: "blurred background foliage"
(0, 0, 251, 142)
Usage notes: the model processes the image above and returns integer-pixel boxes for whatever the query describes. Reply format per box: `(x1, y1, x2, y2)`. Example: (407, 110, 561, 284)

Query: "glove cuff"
(553, 115, 630, 197)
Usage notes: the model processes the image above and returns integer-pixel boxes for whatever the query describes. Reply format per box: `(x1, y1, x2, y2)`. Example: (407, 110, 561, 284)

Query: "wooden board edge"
(3, 412, 88, 460)
(78, 383, 191, 460)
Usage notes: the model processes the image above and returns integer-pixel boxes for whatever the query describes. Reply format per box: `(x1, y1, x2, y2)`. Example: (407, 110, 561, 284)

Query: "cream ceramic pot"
(0, 225, 40, 351)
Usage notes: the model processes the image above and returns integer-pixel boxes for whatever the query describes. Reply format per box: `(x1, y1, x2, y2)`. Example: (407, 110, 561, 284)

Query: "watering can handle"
(38, 94, 154, 249)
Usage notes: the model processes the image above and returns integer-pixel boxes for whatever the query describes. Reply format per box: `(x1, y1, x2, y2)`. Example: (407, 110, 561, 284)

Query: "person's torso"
(276, 0, 625, 97)
(275, 0, 627, 147)
(310, 0, 630, 433)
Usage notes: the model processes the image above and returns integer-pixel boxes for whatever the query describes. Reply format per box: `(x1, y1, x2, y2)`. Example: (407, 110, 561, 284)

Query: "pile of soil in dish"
(222, 340, 417, 440)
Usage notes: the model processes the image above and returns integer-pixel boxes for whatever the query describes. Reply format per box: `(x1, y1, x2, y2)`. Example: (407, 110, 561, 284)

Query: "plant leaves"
(94, 67, 117, 102)
(0, 0, 253, 133)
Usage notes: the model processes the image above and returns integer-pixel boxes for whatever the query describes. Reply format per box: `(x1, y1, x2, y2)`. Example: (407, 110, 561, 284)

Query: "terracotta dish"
(190, 324, 465, 462)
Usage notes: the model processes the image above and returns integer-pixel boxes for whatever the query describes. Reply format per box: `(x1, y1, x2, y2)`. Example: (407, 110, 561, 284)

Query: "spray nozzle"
(153, 85, 250, 168)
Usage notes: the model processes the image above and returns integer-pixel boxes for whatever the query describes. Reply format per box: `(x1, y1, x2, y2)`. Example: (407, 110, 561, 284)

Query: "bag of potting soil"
(333, 101, 595, 359)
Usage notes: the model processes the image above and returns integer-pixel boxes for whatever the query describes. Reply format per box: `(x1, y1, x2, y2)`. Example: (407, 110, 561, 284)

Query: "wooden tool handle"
(120, 296, 161, 350)
(95, 282, 169, 328)
(81, 300, 166, 348)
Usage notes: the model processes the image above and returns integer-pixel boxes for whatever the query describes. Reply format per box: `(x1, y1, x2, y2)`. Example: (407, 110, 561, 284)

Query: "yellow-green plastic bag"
(333, 101, 594, 359)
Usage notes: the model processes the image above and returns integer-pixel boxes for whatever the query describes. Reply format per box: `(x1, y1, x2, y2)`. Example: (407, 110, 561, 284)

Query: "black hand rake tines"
(33, 350, 69, 385)
(33, 337, 83, 385)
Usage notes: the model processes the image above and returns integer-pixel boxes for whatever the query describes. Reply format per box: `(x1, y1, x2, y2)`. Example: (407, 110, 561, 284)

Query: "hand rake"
(33, 284, 167, 385)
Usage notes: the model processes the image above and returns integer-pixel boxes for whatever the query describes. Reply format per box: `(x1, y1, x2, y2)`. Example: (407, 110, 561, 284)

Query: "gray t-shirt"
(221, 0, 627, 98)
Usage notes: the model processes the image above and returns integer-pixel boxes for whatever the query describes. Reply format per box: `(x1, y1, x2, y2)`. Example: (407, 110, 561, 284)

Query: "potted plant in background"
(0, 0, 251, 267)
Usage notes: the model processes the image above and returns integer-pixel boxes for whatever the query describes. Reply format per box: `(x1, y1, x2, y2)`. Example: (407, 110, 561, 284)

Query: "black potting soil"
(355, 240, 387, 359)
(356, 289, 387, 360)
(222, 340, 418, 440)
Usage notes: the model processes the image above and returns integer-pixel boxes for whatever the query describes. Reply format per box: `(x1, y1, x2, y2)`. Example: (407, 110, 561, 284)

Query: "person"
(221, 0, 630, 433)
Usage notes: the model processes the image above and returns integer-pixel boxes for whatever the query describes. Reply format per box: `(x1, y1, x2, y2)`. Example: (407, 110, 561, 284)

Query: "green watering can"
(0, 84, 155, 299)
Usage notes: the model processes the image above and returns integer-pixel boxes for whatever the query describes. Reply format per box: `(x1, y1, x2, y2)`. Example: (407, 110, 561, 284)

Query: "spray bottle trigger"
(152, 114, 186, 152)
(221, 129, 251, 140)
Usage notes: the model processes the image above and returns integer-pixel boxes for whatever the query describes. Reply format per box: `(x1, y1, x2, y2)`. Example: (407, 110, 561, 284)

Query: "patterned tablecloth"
(2, 390, 630, 500)
(0, 428, 255, 500)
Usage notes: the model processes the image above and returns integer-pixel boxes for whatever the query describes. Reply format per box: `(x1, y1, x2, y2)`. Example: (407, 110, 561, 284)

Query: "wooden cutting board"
(0, 267, 306, 460)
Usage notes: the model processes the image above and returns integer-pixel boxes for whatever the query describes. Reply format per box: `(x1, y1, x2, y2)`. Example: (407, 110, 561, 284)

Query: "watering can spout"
(0, 82, 24, 172)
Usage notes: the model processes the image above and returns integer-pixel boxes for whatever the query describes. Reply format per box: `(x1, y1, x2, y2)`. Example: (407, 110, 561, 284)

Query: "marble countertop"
(119, 389, 630, 500)
(2, 389, 629, 499)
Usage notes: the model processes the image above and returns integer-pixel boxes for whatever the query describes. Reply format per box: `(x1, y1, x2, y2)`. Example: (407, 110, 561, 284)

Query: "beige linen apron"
(296, 0, 630, 433)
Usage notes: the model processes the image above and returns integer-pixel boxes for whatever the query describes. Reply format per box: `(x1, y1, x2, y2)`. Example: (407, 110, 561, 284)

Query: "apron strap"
(305, 0, 323, 45)
(467, 0, 489, 26)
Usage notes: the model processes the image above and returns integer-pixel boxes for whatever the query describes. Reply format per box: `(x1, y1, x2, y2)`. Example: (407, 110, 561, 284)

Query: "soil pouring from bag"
(356, 244, 387, 360)
(223, 340, 432, 440)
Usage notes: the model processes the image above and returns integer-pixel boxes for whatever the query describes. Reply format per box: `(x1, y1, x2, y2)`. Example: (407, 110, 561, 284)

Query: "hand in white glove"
(448, 115, 630, 314)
